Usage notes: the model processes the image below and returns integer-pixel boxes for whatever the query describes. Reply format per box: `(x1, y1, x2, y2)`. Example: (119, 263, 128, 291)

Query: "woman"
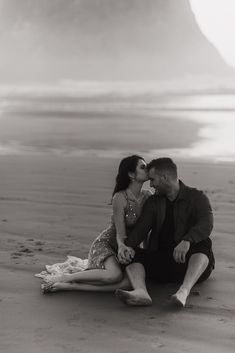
(40, 155, 151, 293)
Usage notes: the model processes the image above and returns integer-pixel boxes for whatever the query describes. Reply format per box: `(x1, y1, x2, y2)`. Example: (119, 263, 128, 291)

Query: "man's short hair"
(147, 158, 178, 179)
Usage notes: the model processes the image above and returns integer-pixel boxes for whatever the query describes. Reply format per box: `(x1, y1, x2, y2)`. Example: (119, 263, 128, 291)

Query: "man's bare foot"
(171, 286, 189, 307)
(115, 289, 152, 306)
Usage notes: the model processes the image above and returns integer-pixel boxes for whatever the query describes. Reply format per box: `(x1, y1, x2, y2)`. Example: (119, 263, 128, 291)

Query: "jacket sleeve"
(125, 197, 154, 248)
(182, 192, 213, 243)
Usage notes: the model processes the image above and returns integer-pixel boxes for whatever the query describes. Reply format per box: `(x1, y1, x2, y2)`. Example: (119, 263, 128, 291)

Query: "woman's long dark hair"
(111, 155, 145, 200)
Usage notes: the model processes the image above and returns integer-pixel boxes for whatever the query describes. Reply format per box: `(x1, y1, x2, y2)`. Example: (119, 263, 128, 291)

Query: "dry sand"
(1, 154, 235, 353)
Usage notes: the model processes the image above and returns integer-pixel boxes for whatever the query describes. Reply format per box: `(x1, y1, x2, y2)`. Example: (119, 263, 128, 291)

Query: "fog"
(0, 0, 232, 84)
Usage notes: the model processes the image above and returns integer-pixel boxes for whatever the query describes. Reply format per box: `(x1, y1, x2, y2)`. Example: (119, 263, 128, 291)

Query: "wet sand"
(1, 154, 235, 353)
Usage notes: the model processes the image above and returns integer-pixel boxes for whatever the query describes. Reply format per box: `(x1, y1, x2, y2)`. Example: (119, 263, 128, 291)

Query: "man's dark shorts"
(132, 238, 215, 284)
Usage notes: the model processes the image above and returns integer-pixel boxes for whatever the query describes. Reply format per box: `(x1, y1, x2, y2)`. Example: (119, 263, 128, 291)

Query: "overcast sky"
(190, 0, 235, 68)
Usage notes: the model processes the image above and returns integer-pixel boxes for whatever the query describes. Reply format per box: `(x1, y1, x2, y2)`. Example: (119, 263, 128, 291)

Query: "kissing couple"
(37, 156, 215, 308)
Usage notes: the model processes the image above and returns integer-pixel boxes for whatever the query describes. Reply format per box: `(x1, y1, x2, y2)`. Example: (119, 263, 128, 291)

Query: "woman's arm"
(125, 197, 154, 248)
(112, 192, 128, 246)
(112, 192, 134, 263)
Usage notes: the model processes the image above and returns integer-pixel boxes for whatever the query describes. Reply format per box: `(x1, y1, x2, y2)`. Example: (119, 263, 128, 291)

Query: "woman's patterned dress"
(87, 190, 151, 269)
(35, 189, 151, 281)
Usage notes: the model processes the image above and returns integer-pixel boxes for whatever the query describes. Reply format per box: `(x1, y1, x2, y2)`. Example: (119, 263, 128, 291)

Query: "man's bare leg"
(115, 263, 152, 306)
(171, 253, 209, 307)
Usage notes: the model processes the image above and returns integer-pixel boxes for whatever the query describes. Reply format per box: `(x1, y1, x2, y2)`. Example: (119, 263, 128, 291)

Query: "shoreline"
(1, 92, 235, 163)
(0, 113, 203, 157)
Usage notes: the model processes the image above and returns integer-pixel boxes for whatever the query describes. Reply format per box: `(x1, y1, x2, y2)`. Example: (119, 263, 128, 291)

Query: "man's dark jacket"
(125, 181, 213, 250)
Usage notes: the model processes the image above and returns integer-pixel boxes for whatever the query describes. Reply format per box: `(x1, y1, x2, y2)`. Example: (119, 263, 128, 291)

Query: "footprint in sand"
(11, 252, 23, 257)
(12, 248, 34, 258)
(158, 344, 165, 348)
(219, 318, 228, 324)
(20, 248, 33, 254)
(35, 241, 44, 246)
(93, 318, 107, 325)
(206, 296, 214, 300)
(191, 291, 200, 296)
(185, 304, 194, 309)
(11, 252, 29, 260)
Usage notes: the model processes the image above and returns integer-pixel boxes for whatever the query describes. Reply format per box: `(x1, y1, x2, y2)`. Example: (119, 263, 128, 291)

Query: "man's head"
(147, 158, 178, 195)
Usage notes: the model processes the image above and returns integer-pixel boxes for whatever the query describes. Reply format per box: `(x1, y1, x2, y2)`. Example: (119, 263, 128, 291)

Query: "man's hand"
(173, 240, 190, 263)
(118, 243, 135, 265)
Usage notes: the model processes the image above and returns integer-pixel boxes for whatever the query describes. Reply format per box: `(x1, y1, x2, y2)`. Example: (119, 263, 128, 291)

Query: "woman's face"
(134, 159, 148, 182)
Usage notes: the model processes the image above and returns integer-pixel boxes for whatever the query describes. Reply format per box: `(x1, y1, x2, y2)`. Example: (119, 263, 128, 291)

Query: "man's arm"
(182, 192, 213, 243)
(125, 197, 155, 248)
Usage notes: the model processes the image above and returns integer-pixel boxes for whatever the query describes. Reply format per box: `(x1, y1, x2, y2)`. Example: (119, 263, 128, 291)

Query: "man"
(116, 158, 215, 307)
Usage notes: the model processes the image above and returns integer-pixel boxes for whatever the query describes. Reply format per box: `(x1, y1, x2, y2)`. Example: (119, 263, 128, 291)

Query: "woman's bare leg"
(42, 275, 131, 293)
(44, 256, 123, 285)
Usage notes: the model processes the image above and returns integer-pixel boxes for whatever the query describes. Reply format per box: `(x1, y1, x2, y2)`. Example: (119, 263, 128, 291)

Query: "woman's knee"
(104, 256, 123, 283)
(104, 269, 123, 284)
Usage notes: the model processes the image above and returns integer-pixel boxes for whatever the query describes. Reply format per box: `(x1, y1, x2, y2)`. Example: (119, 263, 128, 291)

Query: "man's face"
(148, 167, 167, 195)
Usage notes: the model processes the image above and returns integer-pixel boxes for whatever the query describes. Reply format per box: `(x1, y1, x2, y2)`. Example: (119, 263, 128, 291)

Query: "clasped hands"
(117, 240, 190, 265)
(118, 243, 135, 265)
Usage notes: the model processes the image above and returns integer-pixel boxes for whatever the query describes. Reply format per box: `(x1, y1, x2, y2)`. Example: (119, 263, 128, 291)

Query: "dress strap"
(123, 191, 132, 208)
(123, 190, 129, 201)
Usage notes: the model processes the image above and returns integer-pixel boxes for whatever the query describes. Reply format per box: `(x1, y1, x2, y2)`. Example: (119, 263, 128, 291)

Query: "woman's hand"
(118, 243, 135, 265)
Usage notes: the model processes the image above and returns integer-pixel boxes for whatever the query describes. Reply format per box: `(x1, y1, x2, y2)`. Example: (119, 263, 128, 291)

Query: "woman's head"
(112, 155, 148, 198)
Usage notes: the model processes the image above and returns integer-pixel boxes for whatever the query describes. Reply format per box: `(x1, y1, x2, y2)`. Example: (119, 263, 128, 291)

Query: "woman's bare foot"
(41, 282, 56, 294)
(115, 289, 152, 306)
(43, 274, 65, 284)
(41, 282, 68, 294)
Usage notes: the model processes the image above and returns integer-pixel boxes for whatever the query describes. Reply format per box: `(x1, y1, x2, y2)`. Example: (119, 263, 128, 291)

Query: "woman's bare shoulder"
(112, 191, 127, 206)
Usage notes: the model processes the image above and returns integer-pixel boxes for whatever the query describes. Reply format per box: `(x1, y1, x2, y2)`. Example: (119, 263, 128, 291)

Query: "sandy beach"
(1, 0, 235, 350)
(1, 153, 235, 353)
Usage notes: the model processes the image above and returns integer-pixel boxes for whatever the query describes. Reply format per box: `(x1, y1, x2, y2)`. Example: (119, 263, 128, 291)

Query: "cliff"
(0, 0, 232, 82)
